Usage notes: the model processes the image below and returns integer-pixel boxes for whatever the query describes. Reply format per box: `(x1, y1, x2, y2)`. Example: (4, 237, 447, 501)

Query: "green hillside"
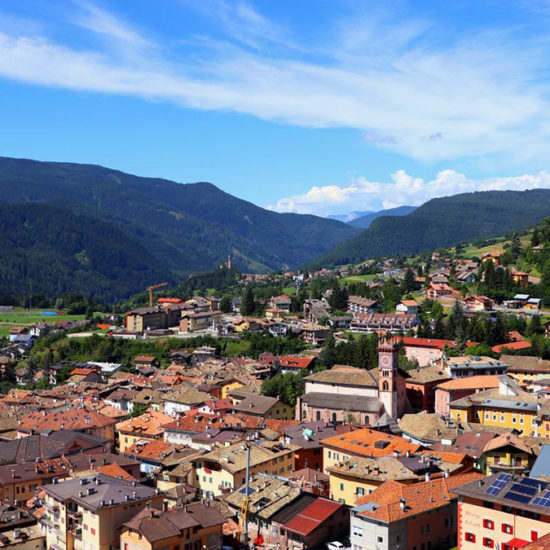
(314, 189, 550, 267)
(0, 157, 358, 298)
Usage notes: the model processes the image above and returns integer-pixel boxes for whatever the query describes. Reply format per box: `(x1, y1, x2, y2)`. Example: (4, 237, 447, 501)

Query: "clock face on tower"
(380, 354, 392, 368)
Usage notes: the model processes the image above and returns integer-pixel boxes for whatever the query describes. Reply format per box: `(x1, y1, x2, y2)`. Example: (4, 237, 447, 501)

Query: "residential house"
(328, 453, 468, 506)
(303, 299, 330, 324)
(179, 311, 222, 332)
(405, 365, 451, 412)
(503, 355, 550, 387)
(279, 356, 315, 374)
(321, 428, 421, 475)
(434, 375, 501, 416)
(126, 307, 169, 332)
(116, 410, 174, 454)
(443, 356, 508, 379)
(391, 337, 461, 367)
(191, 441, 295, 496)
(426, 283, 453, 299)
(40, 474, 162, 550)
(163, 386, 210, 416)
(350, 472, 482, 550)
(120, 502, 225, 550)
(299, 324, 329, 346)
(512, 270, 530, 286)
(348, 297, 381, 316)
(464, 295, 494, 312)
(454, 473, 550, 550)
(350, 313, 418, 334)
(17, 408, 117, 444)
(269, 295, 292, 312)
(482, 434, 535, 475)
(395, 300, 419, 315)
(232, 394, 292, 420)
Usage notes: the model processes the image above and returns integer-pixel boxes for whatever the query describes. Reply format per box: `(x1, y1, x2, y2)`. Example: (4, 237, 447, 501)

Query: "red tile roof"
(356, 472, 483, 522)
(284, 498, 343, 535)
(19, 407, 116, 433)
(492, 341, 532, 353)
(279, 356, 315, 369)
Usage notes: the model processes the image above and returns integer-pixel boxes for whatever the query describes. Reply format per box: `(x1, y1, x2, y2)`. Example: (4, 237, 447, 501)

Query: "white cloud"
(0, 2, 548, 166)
(267, 170, 550, 216)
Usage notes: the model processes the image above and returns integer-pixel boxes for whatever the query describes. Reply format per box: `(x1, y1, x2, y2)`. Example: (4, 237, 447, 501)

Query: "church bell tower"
(378, 340, 399, 419)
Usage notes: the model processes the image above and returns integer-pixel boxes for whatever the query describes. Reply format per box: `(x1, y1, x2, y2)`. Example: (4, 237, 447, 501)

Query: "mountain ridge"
(313, 189, 550, 267)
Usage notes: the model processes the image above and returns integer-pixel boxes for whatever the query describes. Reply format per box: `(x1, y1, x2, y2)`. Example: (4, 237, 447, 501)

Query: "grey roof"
(530, 445, 550, 479)
(43, 474, 157, 512)
(481, 399, 538, 412)
(233, 394, 280, 415)
(0, 430, 109, 465)
(301, 392, 384, 413)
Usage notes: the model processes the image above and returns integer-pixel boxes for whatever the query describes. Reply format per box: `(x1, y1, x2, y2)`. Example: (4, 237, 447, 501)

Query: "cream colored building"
(40, 474, 161, 550)
(192, 441, 295, 496)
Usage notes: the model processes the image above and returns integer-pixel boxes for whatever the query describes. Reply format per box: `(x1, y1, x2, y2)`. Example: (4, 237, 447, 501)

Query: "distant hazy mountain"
(0, 157, 359, 299)
(313, 189, 550, 267)
(327, 210, 374, 223)
(348, 205, 417, 229)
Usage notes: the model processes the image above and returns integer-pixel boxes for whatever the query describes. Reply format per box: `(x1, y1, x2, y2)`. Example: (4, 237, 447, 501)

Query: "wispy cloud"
(0, 1, 549, 166)
(267, 170, 550, 216)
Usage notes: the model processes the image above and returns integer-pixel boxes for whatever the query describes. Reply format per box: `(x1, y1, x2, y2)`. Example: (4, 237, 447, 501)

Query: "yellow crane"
(146, 282, 167, 307)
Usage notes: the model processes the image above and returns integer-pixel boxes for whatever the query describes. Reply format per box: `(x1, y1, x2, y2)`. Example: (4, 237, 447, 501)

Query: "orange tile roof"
(279, 356, 315, 369)
(421, 450, 469, 464)
(163, 414, 221, 433)
(492, 341, 532, 352)
(355, 472, 483, 522)
(125, 439, 175, 460)
(135, 356, 155, 362)
(19, 407, 116, 433)
(321, 428, 421, 458)
(436, 375, 500, 391)
(98, 462, 136, 481)
(116, 410, 173, 436)
(70, 368, 96, 376)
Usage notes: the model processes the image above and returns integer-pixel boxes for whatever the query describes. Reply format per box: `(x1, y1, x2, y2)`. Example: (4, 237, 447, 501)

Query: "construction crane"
(238, 445, 251, 545)
(146, 282, 167, 307)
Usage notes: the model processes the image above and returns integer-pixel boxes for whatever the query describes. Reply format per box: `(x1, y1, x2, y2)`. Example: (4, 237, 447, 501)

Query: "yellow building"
(321, 428, 421, 475)
(482, 434, 534, 475)
(191, 441, 295, 496)
(40, 474, 161, 550)
(501, 354, 550, 386)
(219, 378, 245, 399)
(448, 377, 545, 437)
(327, 456, 424, 505)
(116, 410, 174, 454)
(120, 502, 225, 550)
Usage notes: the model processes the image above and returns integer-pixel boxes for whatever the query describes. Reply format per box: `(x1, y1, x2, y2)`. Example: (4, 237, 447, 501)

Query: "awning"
(503, 538, 529, 550)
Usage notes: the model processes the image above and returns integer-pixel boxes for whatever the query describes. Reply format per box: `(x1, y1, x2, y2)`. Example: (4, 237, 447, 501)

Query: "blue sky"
(2, 0, 550, 216)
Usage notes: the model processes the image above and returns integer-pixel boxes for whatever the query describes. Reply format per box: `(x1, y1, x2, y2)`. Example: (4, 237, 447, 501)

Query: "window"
(328, 451, 332, 458)
(531, 531, 539, 541)
(500, 415, 505, 422)
(316, 411, 321, 421)
(483, 519, 494, 530)
(377, 537, 383, 543)
(465, 533, 476, 543)
(352, 525, 363, 537)
(483, 537, 494, 548)
(91, 528, 96, 535)
(502, 524, 513, 534)
(340, 483, 344, 491)
(356, 487, 365, 496)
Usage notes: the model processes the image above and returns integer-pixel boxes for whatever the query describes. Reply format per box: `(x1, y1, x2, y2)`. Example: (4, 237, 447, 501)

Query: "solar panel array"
(485, 473, 512, 495)
(484, 475, 550, 508)
(532, 491, 550, 508)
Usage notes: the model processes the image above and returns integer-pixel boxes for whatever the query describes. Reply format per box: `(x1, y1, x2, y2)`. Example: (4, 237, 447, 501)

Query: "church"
(296, 341, 410, 426)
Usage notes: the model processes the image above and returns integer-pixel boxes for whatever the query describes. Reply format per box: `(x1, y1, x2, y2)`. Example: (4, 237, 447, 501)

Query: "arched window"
(382, 381, 389, 391)
(316, 411, 321, 421)
(365, 415, 370, 425)
(332, 412, 337, 423)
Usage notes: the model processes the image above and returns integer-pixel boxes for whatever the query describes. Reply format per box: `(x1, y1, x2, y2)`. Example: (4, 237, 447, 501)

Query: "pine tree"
(219, 295, 232, 313)
(510, 233, 522, 260)
(532, 228, 541, 248)
(402, 268, 415, 292)
(240, 287, 256, 316)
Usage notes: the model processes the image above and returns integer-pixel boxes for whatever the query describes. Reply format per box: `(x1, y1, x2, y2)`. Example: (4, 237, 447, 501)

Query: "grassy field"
(0, 309, 85, 337)
(463, 233, 531, 257)
(282, 286, 297, 296)
(340, 274, 378, 283)
(224, 339, 251, 357)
